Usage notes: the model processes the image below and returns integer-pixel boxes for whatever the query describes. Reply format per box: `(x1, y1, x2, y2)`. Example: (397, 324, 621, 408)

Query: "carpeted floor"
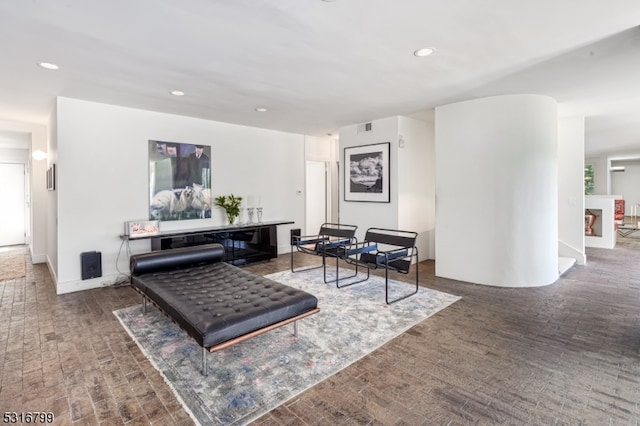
(0, 253, 26, 281)
(114, 268, 460, 425)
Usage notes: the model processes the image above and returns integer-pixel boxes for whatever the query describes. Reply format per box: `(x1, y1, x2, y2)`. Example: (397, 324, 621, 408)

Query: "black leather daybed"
(129, 243, 319, 376)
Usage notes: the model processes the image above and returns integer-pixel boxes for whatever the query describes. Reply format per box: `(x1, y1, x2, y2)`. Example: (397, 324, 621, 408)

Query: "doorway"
(0, 163, 26, 246)
(306, 161, 328, 235)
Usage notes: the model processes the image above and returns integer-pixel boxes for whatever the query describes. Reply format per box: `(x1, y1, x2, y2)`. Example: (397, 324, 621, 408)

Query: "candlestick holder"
(246, 207, 254, 224)
(256, 207, 263, 223)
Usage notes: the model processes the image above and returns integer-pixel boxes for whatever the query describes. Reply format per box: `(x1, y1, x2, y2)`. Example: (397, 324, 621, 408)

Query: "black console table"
(122, 220, 294, 265)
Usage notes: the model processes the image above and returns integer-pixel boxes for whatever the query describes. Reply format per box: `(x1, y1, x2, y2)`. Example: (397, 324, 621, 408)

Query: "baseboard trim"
(55, 273, 128, 295)
(558, 240, 586, 266)
(31, 254, 47, 264)
(559, 257, 576, 276)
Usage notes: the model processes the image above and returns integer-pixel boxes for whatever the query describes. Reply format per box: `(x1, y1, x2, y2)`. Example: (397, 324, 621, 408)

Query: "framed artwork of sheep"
(148, 140, 211, 221)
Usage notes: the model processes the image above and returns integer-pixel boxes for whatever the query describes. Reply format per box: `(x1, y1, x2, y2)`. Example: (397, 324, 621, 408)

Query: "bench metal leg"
(203, 347, 208, 376)
(198, 308, 319, 376)
(202, 321, 299, 376)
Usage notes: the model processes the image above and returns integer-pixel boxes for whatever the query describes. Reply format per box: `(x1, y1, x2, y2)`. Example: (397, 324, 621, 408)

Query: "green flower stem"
(214, 194, 243, 224)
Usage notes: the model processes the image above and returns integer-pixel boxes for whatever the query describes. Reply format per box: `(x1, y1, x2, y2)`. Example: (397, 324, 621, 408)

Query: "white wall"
(397, 116, 434, 260)
(0, 147, 28, 162)
(55, 97, 305, 294)
(611, 158, 640, 214)
(435, 94, 559, 287)
(305, 135, 334, 162)
(339, 115, 435, 260)
(47, 105, 59, 281)
(588, 151, 640, 213)
(585, 154, 608, 195)
(339, 117, 399, 239)
(558, 117, 586, 265)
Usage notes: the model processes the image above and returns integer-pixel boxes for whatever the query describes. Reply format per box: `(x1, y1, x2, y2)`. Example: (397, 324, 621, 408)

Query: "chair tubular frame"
(337, 227, 419, 304)
(290, 223, 358, 284)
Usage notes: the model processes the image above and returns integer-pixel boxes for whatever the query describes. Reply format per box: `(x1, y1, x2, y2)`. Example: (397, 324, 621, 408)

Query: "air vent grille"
(357, 122, 373, 133)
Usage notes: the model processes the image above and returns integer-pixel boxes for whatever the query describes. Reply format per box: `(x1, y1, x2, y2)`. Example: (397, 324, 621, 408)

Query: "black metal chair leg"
(384, 251, 419, 305)
(325, 254, 361, 285)
(334, 252, 369, 288)
(290, 245, 324, 274)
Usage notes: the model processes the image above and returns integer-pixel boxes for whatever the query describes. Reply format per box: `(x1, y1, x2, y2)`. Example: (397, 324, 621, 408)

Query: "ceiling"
(1, 1, 640, 155)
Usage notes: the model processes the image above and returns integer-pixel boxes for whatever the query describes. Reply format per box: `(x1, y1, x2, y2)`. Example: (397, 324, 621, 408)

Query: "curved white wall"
(435, 94, 558, 287)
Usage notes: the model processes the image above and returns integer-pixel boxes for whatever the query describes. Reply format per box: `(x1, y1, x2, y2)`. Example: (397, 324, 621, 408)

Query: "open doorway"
(304, 135, 340, 235)
(609, 157, 640, 219)
(0, 163, 26, 246)
(305, 161, 328, 235)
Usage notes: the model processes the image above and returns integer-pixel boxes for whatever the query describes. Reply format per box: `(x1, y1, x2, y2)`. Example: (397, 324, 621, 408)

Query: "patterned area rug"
(114, 268, 461, 425)
(0, 254, 25, 281)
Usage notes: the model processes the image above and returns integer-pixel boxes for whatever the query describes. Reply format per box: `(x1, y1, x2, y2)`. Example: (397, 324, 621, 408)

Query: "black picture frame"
(344, 142, 390, 202)
(46, 164, 56, 191)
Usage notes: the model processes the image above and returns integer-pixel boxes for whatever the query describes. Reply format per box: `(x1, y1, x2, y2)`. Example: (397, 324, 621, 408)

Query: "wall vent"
(357, 122, 373, 133)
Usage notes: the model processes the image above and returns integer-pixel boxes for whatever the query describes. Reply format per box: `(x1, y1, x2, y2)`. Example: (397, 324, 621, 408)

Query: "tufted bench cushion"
(129, 244, 319, 370)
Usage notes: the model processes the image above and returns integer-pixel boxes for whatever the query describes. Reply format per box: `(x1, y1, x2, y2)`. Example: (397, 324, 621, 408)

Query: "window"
(584, 164, 595, 195)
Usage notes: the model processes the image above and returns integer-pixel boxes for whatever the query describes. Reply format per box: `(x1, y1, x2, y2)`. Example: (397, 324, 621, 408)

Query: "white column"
(435, 94, 558, 287)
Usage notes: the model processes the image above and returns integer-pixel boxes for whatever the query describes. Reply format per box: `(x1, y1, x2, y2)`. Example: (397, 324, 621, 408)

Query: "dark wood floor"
(1, 238, 640, 425)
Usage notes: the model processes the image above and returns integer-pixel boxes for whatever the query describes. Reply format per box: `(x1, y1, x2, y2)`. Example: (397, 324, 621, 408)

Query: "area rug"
(0, 255, 26, 281)
(114, 268, 460, 425)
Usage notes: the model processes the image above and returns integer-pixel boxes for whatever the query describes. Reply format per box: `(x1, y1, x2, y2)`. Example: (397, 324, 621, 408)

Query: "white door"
(306, 161, 327, 235)
(0, 163, 26, 246)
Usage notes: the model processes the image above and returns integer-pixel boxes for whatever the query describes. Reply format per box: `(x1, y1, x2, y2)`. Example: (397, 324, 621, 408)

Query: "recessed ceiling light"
(255, 107, 268, 112)
(413, 47, 435, 57)
(37, 62, 59, 70)
(170, 90, 185, 96)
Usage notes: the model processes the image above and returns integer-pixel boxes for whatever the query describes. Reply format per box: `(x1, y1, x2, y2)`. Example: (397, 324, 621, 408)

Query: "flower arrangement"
(214, 194, 243, 224)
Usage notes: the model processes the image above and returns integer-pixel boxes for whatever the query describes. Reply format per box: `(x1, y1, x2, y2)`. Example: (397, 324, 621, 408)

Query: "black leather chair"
(336, 228, 419, 304)
(290, 223, 358, 283)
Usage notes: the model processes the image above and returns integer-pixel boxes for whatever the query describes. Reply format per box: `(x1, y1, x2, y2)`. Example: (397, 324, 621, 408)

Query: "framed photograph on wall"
(148, 140, 212, 221)
(344, 142, 390, 202)
(46, 164, 56, 191)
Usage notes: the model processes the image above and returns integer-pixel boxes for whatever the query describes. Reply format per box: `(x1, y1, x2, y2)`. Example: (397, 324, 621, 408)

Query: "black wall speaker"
(81, 251, 102, 280)
(290, 228, 301, 245)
